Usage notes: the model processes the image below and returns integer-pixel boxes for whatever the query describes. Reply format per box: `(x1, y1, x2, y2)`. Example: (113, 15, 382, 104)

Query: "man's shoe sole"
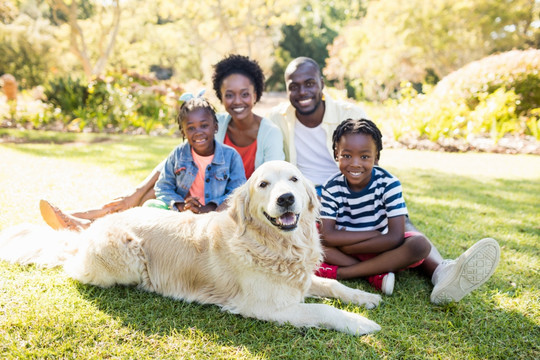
(431, 238, 500, 304)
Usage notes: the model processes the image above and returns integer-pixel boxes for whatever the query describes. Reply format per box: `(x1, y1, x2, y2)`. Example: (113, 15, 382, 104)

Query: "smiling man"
(269, 57, 500, 305)
(269, 57, 367, 191)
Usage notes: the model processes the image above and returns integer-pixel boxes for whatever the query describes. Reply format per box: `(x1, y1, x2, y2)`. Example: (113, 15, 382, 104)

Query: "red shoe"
(367, 272, 395, 295)
(314, 263, 338, 279)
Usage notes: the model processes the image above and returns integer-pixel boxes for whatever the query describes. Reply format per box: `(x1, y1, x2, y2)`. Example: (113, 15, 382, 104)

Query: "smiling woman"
(212, 54, 285, 178)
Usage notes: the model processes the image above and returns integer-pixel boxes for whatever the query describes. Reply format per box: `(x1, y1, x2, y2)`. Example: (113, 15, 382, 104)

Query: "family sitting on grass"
(39, 55, 500, 304)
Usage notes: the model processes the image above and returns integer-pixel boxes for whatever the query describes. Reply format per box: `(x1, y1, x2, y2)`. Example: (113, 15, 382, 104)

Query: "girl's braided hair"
(332, 118, 383, 161)
(176, 97, 218, 138)
(212, 54, 265, 103)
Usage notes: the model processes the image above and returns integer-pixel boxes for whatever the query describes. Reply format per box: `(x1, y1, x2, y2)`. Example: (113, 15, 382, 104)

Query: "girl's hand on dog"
(182, 197, 217, 214)
(196, 203, 217, 214)
(183, 197, 202, 213)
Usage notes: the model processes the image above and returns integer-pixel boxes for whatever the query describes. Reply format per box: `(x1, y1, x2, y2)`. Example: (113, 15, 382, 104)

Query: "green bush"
(44, 76, 89, 122)
(0, 15, 60, 88)
(39, 71, 178, 133)
(433, 49, 540, 119)
(386, 50, 540, 142)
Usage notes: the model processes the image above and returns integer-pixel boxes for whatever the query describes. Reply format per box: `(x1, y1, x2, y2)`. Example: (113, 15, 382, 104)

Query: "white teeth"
(299, 99, 311, 105)
(349, 171, 362, 176)
(264, 211, 299, 230)
(277, 214, 298, 226)
(232, 107, 246, 113)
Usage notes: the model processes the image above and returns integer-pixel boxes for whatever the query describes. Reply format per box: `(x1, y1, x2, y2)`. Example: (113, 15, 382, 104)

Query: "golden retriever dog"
(0, 161, 381, 335)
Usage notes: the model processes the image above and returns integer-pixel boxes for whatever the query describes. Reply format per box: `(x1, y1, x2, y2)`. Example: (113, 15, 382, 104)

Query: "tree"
(267, 0, 366, 90)
(48, 0, 121, 78)
(0, 0, 18, 22)
(179, 0, 301, 84)
(7, 0, 368, 88)
(110, 0, 301, 84)
(325, 0, 540, 100)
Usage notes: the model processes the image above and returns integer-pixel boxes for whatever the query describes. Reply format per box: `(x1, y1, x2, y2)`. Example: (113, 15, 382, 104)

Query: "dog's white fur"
(0, 161, 381, 335)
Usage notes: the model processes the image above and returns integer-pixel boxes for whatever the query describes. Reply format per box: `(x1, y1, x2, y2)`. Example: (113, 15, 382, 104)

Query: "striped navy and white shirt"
(320, 166, 408, 234)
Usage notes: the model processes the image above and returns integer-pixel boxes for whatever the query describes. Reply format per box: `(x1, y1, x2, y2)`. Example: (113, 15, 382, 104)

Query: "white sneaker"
(431, 238, 500, 305)
(382, 272, 395, 296)
(367, 272, 395, 295)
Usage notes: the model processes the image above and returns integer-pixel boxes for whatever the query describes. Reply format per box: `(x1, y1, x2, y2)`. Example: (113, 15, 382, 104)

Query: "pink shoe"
(367, 272, 395, 295)
(314, 263, 338, 279)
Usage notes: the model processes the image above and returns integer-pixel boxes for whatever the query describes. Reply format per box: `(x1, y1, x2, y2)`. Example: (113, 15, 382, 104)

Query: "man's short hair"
(284, 57, 321, 80)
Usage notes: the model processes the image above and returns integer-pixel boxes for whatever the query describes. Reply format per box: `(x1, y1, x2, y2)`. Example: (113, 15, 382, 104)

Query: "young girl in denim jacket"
(150, 93, 246, 213)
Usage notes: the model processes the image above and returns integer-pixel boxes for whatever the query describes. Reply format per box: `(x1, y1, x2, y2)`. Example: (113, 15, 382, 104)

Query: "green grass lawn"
(1, 129, 539, 359)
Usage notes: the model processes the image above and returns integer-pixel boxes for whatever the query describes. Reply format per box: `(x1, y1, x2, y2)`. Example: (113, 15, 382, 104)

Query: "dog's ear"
(228, 182, 251, 234)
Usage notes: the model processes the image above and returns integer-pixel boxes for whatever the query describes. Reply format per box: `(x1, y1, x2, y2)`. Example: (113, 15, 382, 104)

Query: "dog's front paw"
(351, 290, 382, 309)
(342, 311, 381, 335)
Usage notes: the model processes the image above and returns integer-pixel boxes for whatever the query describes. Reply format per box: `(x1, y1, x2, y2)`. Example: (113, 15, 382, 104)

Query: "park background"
(1, 0, 539, 359)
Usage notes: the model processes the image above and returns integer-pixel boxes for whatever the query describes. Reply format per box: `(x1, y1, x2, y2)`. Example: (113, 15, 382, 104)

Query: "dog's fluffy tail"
(1, 220, 149, 289)
(0, 223, 81, 268)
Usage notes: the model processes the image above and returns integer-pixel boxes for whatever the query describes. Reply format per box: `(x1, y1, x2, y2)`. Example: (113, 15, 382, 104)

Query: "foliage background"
(1, 0, 539, 149)
(1, 0, 539, 147)
(1, 0, 538, 91)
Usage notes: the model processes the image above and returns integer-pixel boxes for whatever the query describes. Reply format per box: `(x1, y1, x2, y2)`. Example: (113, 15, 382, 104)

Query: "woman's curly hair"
(212, 54, 265, 103)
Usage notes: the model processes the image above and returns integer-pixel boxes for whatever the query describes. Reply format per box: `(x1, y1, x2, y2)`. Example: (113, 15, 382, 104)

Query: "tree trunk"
(49, 0, 121, 79)
(93, 0, 121, 76)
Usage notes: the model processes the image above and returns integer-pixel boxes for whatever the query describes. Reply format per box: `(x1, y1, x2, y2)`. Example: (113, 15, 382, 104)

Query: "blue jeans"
(315, 185, 323, 197)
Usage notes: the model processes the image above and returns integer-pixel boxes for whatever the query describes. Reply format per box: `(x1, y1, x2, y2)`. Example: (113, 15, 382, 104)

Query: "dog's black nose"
(277, 192, 295, 207)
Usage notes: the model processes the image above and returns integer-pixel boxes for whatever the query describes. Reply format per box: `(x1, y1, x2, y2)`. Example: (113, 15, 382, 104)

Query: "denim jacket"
(155, 140, 246, 209)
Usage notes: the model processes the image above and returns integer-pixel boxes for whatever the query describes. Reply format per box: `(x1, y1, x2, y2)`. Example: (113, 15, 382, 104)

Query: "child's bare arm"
(339, 216, 406, 254)
(320, 218, 381, 247)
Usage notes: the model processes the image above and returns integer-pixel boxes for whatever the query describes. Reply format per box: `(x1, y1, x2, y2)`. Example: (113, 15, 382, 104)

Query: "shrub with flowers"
(388, 49, 540, 142)
(2, 70, 183, 135)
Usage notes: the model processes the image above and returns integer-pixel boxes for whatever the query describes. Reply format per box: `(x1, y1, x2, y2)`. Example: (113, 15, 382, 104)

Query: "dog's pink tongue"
(279, 213, 296, 226)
